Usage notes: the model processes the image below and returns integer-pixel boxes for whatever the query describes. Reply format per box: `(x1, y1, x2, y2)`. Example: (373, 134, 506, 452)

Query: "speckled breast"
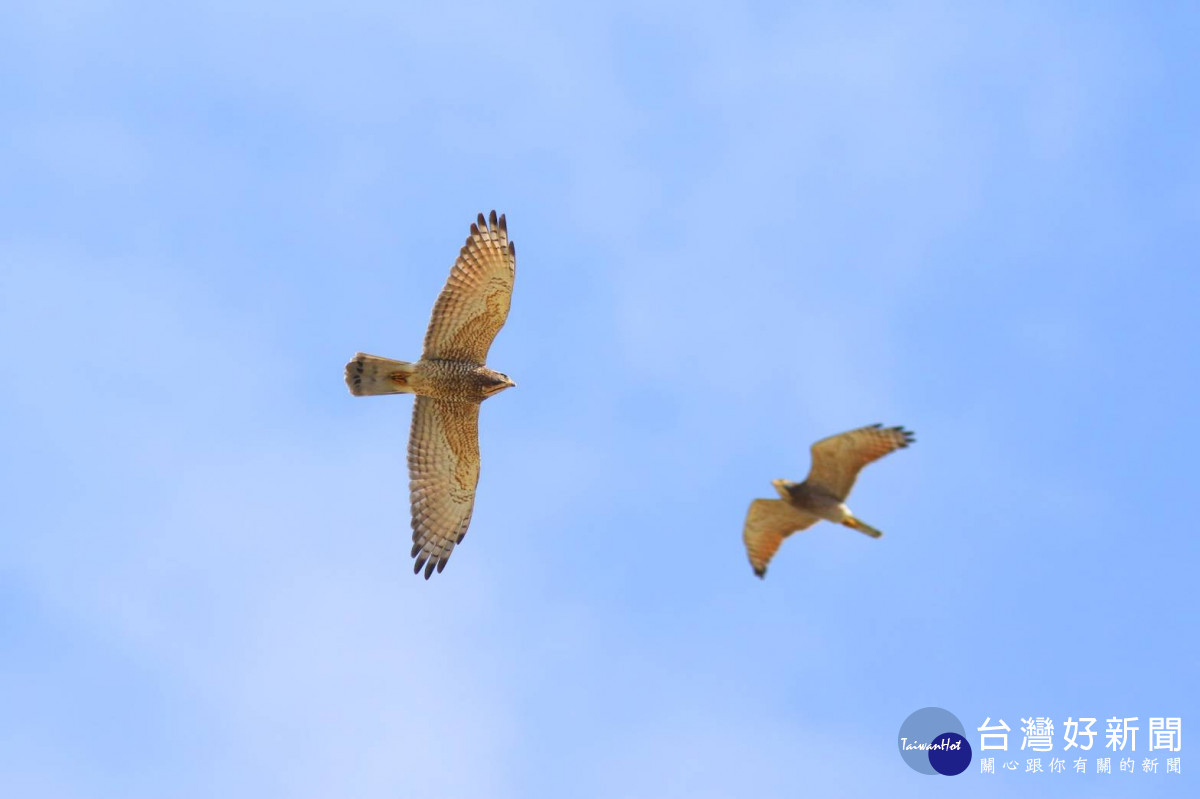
(415, 358, 488, 402)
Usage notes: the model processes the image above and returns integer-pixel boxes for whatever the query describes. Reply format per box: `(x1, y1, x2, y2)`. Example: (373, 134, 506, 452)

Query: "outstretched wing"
(408, 397, 481, 578)
(421, 210, 516, 364)
(806, 424, 914, 501)
(743, 499, 819, 578)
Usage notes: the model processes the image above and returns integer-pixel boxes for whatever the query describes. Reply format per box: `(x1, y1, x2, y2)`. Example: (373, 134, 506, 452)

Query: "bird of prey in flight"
(742, 424, 914, 578)
(345, 211, 516, 578)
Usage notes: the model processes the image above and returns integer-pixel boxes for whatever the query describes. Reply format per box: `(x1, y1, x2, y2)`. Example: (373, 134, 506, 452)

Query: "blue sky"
(2, 2, 1197, 797)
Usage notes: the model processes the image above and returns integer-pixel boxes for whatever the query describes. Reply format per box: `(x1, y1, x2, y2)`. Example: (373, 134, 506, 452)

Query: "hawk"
(345, 211, 516, 578)
(742, 424, 914, 578)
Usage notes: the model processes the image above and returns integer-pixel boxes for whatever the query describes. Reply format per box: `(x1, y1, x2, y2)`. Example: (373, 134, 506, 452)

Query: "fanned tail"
(345, 353, 416, 396)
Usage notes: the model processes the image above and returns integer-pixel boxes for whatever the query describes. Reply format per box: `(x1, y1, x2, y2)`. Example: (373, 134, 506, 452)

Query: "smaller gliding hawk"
(742, 424, 914, 578)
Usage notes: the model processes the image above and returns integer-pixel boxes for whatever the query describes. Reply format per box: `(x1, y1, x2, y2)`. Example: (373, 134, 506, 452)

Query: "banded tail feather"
(345, 353, 416, 396)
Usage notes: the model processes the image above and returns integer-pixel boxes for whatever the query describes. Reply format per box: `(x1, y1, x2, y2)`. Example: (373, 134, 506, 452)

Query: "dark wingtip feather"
(497, 212, 506, 232)
(424, 559, 436, 579)
(488, 209, 498, 228)
(477, 212, 487, 228)
(413, 547, 430, 575)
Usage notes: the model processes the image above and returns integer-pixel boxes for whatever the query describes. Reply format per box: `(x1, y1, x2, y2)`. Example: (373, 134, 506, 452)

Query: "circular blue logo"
(927, 731, 971, 775)
(898, 707, 972, 776)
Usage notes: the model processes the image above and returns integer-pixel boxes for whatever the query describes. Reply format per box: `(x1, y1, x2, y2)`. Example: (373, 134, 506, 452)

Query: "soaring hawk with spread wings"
(742, 424, 914, 578)
(345, 211, 516, 578)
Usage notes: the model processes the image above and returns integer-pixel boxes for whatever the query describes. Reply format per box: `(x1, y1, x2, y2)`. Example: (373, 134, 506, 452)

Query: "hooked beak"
(483, 375, 517, 397)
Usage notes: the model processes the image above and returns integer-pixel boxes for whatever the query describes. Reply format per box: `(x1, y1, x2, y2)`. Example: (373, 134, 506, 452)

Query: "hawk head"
(481, 369, 517, 398)
(772, 479, 796, 500)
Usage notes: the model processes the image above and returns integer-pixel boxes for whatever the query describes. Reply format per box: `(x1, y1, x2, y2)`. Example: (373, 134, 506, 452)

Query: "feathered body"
(347, 355, 512, 402)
